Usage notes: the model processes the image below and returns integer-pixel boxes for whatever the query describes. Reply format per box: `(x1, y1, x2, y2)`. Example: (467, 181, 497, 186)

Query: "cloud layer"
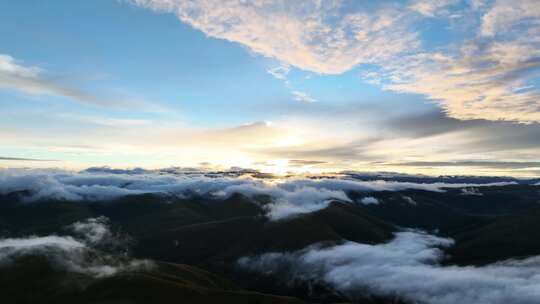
(239, 230, 540, 304)
(0, 217, 153, 277)
(0, 168, 516, 220)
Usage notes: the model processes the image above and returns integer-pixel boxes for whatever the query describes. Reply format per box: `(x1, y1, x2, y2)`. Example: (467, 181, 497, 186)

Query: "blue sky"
(1, 0, 539, 176)
(0, 0, 418, 123)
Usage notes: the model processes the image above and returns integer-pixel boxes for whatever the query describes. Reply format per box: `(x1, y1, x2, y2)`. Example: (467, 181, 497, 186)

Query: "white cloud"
(402, 195, 417, 205)
(480, 0, 540, 37)
(0, 235, 85, 252)
(57, 113, 152, 127)
(131, 0, 418, 74)
(0, 168, 516, 220)
(359, 196, 379, 205)
(365, 0, 540, 123)
(460, 187, 483, 195)
(0, 217, 153, 277)
(69, 216, 112, 245)
(267, 64, 290, 80)
(291, 90, 316, 103)
(372, 44, 540, 123)
(266, 64, 317, 103)
(239, 230, 540, 304)
(0, 54, 41, 77)
(409, 0, 459, 17)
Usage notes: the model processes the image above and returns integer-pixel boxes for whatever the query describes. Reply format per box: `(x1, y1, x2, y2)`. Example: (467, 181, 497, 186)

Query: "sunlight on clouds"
(2, 106, 540, 176)
(374, 47, 540, 123)
(131, 0, 540, 123)
(362, 0, 540, 123)
(480, 0, 540, 37)
(408, 0, 459, 17)
(258, 159, 291, 175)
(131, 0, 418, 74)
(2, 0, 540, 175)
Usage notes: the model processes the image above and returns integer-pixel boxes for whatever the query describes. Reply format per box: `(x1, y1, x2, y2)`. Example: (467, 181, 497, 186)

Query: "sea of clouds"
(1, 167, 538, 303)
(0, 168, 516, 220)
(0, 217, 153, 277)
(239, 230, 540, 304)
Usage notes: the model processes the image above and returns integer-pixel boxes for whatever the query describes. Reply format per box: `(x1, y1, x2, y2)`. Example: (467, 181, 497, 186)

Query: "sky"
(0, 0, 539, 177)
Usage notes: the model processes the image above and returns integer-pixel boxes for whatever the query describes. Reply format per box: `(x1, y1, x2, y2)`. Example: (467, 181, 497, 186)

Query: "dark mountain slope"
(0, 255, 303, 304)
(447, 206, 540, 265)
(2, 184, 540, 303)
(350, 185, 540, 235)
(0, 194, 395, 265)
(132, 201, 395, 266)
